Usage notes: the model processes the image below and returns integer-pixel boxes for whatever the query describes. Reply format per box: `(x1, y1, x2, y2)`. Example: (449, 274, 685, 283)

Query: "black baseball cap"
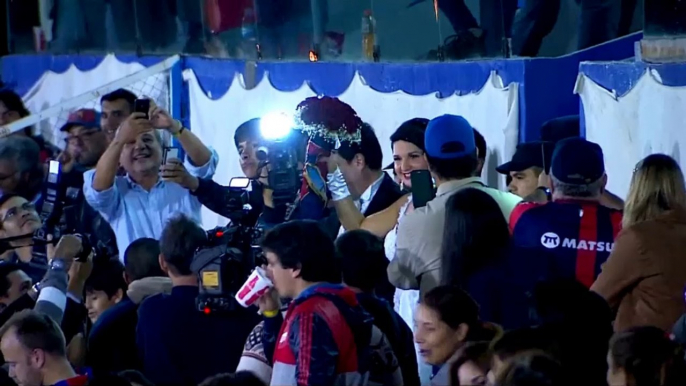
(497, 141, 554, 174)
(551, 137, 605, 184)
(540, 115, 580, 144)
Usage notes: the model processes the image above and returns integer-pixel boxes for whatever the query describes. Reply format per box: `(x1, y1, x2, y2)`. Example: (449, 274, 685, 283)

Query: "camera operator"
(84, 101, 218, 256)
(136, 214, 259, 385)
(178, 115, 327, 230)
(56, 108, 118, 260)
(173, 118, 266, 228)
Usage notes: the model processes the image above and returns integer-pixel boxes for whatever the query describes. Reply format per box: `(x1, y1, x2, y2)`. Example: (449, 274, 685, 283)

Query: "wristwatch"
(48, 259, 67, 271)
(537, 186, 552, 201)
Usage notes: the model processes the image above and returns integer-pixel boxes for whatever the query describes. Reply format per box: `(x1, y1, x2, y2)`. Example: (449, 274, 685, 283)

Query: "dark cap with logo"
(497, 141, 555, 174)
(551, 137, 605, 184)
(59, 109, 101, 132)
(424, 115, 476, 159)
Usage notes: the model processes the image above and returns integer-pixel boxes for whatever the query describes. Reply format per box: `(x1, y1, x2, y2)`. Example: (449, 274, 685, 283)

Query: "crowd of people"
(6, 0, 640, 60)
(0, 85, 685, 386)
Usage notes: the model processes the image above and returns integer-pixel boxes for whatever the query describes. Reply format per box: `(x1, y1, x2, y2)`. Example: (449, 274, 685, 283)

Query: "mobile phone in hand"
(411, 170, 436, 208)
(163, 147, 179, 164)
(133, 98, 151, 119)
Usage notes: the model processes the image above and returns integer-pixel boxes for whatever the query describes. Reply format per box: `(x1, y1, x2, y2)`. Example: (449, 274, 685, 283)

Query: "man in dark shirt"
(136, 215, 259, 385)
(510, 138, 622, 288)
(88, 238, 169, 377)
(336, 230, 420, 386)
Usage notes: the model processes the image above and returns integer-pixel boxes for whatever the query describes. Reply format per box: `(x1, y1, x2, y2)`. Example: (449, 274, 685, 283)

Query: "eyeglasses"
(2, 202, 36, 222)
(65, 129, 100, 145)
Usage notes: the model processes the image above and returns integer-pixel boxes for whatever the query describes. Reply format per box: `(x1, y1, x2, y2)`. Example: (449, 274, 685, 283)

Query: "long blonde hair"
(623, 154, 686, 228)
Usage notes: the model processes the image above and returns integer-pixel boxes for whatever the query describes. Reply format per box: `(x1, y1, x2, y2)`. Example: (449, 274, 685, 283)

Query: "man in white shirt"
(84, 103, 218, 259)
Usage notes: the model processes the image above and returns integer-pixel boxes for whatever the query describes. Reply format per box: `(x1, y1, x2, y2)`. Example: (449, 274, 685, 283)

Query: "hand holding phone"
(163, 147, 179, 164)
(133, 98, 151, 119)
(411, 170, 436, 208)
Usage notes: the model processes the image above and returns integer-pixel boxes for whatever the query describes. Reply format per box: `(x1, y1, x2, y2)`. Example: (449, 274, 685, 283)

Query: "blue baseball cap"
(551, 137, 605, 184)
(425, 115, 476, 159)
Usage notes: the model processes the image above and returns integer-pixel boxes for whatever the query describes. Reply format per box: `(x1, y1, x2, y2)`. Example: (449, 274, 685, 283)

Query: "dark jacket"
(193, 178, 331, 230)
(192, 178, 264, 227)
(356, 293, 419, 386)
(263, 284, 373, 386)
(510, 199, 622, 288)
(0, 293, 86, 349)
(136, 285, 260, 385)
(88, 277, 172, 376)
(60, 168, 118, 259)
(460, 245, 562, 330)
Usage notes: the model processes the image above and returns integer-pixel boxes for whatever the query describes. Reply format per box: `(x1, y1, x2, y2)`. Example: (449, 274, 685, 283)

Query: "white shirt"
(84, 149, 219, 261)
(337, 173, 385, 237)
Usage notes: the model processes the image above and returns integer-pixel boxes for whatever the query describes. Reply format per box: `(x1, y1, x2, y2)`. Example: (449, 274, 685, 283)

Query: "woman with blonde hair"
(592, 153, 686, 332)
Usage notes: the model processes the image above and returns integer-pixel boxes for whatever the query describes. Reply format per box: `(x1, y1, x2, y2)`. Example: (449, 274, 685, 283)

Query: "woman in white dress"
(330, 118, 433, 382)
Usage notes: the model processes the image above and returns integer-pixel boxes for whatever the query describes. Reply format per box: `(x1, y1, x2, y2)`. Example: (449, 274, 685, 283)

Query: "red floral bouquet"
(294, 96, 363, 145)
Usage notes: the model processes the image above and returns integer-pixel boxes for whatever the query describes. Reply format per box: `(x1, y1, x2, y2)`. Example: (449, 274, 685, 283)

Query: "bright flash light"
(260, 112, 293, 141)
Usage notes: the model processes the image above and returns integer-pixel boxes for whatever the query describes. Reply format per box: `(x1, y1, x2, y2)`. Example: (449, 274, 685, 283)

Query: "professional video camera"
(215, 177, 253, 221)
(255, 112, 302, 207)
(0, 231, 93, 263)
(34, 160, 81, 244)
(190, 200, 264, 314)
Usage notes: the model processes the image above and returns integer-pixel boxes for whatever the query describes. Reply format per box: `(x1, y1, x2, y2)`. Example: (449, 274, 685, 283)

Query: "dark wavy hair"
(421, 285, 501, 343)
(609, 326, 686, 386)
(440, 188, 510, 286)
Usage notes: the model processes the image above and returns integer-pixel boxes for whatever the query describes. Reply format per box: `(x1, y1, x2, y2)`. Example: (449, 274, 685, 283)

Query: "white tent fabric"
(21, 54, 170, 148)
(186, 69, 520, 229)
(577, 70, 686, 199)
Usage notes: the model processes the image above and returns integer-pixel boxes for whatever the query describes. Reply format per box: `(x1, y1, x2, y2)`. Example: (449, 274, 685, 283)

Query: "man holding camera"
(136, 214, 258, 385)
(56, 108, 119, 260)
(181, 105, 333, 230)
(171, 118, 267, 228)
(84, 100, 218, 256)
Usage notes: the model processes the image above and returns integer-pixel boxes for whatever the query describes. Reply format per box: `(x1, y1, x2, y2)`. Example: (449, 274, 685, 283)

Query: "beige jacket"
(592, 208, 686, 332)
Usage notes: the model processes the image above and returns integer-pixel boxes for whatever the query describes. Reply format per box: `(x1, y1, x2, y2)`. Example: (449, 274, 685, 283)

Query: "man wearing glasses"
(60, 109, 109, 172)
(58, 109, 118, 260)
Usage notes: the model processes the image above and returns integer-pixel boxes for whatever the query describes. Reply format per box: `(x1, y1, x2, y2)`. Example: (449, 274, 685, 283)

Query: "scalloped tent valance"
(577, 67, 686, 199)
(2, 31, 641, 144)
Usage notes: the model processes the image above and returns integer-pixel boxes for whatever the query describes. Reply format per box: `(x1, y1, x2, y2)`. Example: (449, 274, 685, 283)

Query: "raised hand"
(115, 112, 153, 144)
(160, 158, 199, 191)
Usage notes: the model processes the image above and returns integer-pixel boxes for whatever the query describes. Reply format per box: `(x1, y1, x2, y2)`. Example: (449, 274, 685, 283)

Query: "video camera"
(191, 222, 264, 314)
(255, 112, 301, 207)
(34, 160, 81, 244)
(217, 177, 253, 221)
